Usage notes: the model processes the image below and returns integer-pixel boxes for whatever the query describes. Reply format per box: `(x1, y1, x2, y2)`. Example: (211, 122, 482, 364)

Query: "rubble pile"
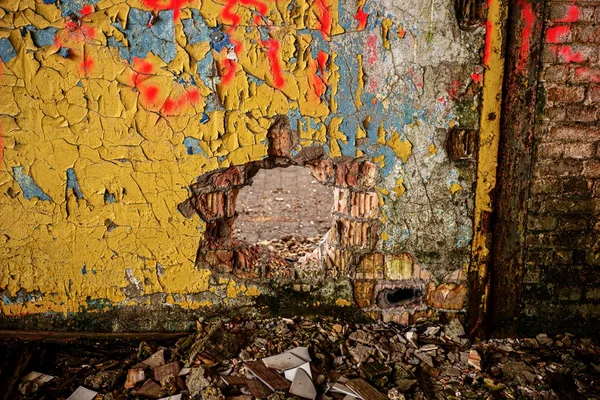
(9, 317, 600, 399)
(256, 236, 321, 262)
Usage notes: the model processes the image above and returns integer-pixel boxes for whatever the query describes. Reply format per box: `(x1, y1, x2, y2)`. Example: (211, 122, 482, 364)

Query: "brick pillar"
(521, 0, 600, 335)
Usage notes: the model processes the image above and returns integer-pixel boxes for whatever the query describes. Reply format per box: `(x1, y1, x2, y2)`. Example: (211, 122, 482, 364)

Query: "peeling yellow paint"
(393, 177, 406, 197)
(387, 132, 412, 163)
(226, 280, 247, 299)
(245, 287, 262, 297)
(336, 298, 352, 306)
(355, 54, 364, 109)
(450, 182, 462, 194)
(381, 18, 392, 50)
(428, 143, 437, 155)
(468, 0, 507, 325)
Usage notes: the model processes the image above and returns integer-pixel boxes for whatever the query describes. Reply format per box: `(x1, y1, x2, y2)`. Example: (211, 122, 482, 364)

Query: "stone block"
(384, 253, 414, 280)
(356, 253, 384, 279)
(353, 281, 375, 308)
(382, 311, 410, 324)
(557, 286, 582, 301)
(427, 283, 467, 310)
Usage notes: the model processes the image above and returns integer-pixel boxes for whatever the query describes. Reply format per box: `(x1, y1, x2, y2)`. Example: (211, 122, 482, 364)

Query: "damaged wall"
(0, 0, 485, 329)
(521, 0, 600, 336)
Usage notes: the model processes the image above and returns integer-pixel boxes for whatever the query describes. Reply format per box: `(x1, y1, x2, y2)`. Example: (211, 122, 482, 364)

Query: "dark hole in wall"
(377, 287, 424, 308)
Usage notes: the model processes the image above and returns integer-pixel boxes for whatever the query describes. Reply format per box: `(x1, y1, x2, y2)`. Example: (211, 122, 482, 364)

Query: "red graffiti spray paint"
(317, 50, 328, 75)
(546, 25, 571, 43)
(263, 39, 285, 89)
(141, 0, 191, 21)
(79, 56, 94, 74)
(551, 45, 584, 63)
(162, 88, 201, 114)
(555, 5, 579, 22)
(142, 85, 160, 102)
(131, 57, 155, 87)
(516, 0, 534, 74)
(314, 0, 332, 38)
(575, 67, 600, 83)
(79, 4, 94, 16)
(483, 20, 493, 67)
(355, 6, 368, 31)
(366, 34, 377, 65)
(220, 59, 237, 84)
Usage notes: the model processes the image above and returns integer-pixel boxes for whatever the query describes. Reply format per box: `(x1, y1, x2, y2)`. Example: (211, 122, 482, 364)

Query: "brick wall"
(521, 0, 600, 335)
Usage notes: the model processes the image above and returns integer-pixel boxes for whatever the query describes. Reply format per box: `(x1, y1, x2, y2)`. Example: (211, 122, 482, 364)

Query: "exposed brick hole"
(376, 287, 424, 308)
(234, 166, 334, 260)
(178, 115, 382, 282)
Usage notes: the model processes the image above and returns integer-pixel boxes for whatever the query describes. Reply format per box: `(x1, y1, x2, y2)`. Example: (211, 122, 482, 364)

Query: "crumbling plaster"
(0, 0, 484, 325)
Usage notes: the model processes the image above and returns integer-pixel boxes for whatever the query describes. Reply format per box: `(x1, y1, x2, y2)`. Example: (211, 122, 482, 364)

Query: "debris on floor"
(1, 316, 599, 399)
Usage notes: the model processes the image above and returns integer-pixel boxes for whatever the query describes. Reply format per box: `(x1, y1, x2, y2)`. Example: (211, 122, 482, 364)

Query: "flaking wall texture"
(0, 0, 483, 329)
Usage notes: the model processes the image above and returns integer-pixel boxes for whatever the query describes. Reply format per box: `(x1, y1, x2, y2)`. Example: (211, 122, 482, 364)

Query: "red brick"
(572, 25, 600, 43)
(194, 191, 226, 220)
(557, 216, 590, 231)
(549, 5, 595, 22)
(551, 44, 597, 64)
(583, 160, 600, 177)
(546, 25, 572, 43)
(549, 126, 600, 142)
(541, 64, 569, 82)
(533, 159, 583, 177)
(593, 181, 600, 197)
(333, 188, 349, 214)
(356, 253, 384, 279)
(527, 215, 558, 231)
(531, 178, 561, 194)
(335, 218, 375, 247)
(544, 107, 567, 121)
(538, 142, 596, 159)
(565, 106, 598, 122)
(353, 281, 375, 308)
(350, 191, 379, 219)
(213, 166, 244, 187)
(590, 86, 600, 102)
(573, 67, 600, 83)
(546, 85, 586, 102)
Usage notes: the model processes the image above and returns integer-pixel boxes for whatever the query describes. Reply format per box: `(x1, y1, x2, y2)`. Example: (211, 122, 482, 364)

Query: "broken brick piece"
(135, 379, 162, 398)
(243, 361, 291, 391)
(124, 368, 145, 389)
(152, 361, 181, 382)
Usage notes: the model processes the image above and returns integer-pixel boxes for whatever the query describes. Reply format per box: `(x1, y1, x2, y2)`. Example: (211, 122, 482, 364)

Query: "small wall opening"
(234, 166, 334, 261)
(376, 287, 424, 308)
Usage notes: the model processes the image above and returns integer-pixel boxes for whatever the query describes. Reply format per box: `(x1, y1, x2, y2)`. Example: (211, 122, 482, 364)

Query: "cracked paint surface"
(0, 0, 483, 322)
